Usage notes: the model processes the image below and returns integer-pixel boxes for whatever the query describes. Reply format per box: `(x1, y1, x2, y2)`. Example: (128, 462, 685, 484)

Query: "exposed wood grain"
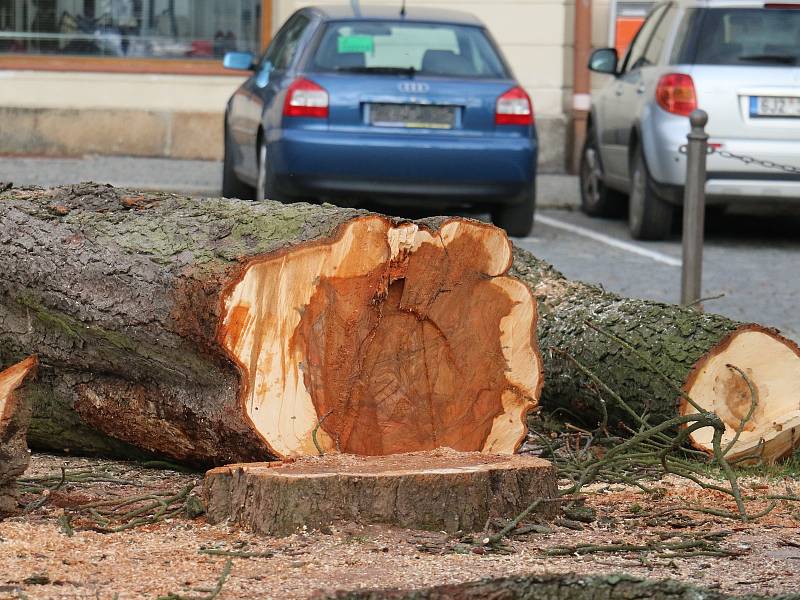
(0, 356, 37, 516)
(219, 218, 541, 459)
(681, 326, 800, 462)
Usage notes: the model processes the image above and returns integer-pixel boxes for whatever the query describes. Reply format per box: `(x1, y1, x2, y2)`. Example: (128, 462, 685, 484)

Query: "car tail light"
(283, 78, 329, 118)
(496, 86, 534, 126)
(656, 73, 697, 116)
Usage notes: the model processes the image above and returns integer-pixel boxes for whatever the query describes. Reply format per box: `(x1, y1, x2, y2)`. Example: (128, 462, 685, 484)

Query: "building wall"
(0, 1, 620, 169)
(0, 71, 245, 160)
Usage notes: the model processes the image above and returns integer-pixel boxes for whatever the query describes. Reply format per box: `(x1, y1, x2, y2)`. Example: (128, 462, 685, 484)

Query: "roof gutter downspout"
(572, 0, 592, 173)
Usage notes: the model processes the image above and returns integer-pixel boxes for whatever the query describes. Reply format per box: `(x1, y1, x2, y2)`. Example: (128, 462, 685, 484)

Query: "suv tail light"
(496, 86, 534, 126)
(656, 73, 697, 116)
(283, 78, 329, 118)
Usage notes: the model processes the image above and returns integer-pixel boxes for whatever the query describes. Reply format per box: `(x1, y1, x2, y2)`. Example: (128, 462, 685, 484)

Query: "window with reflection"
(0, 0, 263, 59)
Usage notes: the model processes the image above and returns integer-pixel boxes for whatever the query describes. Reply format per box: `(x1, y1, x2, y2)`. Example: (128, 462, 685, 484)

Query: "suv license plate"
(368, 103, 456, 129)
(750, 96, 800, 118)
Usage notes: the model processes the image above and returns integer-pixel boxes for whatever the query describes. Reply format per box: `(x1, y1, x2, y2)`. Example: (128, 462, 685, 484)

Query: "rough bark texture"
(510, 247, 800, 462)
(0, 356, 37, 516)
(322, 573, 799, 600)
(0, 184, 540, 465)
(203, 448, 557, 536)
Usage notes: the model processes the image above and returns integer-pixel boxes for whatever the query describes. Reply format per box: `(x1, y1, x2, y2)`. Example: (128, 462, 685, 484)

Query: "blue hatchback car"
(222, 5, 537, 236)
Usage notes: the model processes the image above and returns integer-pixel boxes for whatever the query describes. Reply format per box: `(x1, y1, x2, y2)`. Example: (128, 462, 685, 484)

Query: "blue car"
(222, 5, 537, 236)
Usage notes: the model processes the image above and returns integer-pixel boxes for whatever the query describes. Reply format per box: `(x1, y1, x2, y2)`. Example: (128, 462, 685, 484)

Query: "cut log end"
(1, 356, 37, 433)
(203, 448, 558, 536)
(219, 217, 542, 459)
(681, 326, 800, 463)
(1, 356, 37, 516)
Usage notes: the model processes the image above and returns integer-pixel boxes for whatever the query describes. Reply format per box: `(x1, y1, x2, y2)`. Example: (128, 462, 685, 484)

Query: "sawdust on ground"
(0, 454, 798, 599)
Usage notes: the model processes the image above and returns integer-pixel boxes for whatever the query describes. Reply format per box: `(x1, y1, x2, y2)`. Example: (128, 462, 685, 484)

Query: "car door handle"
(636, 84, 646, 94)
(615, 87, 624, 96)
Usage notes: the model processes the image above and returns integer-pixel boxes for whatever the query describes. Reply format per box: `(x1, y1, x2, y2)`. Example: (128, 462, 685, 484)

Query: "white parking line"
(523, 214, 682, 268)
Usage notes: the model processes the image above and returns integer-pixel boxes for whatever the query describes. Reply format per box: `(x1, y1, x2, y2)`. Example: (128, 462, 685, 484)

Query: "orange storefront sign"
(615, 16, 645, 55)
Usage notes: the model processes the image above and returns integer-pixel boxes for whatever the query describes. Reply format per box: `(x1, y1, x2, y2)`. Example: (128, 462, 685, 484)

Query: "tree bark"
(204, 448, 557, 536)
(0, 184, 541, 466)
(0, 356, 37, 516)
(510, 248, 800, 463)
(323, 573, 794, 600)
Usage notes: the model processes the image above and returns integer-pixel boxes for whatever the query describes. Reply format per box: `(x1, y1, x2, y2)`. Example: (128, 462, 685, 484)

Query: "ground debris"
(0, 454, 798, 599)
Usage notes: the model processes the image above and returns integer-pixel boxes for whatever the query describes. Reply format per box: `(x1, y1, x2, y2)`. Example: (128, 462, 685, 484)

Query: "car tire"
(491, 183, 536, 238)
(579, 128, 626, 218)
(222, 123, 254, 200)
(256, 137, 288, 203)
(628, 145, 673, 241)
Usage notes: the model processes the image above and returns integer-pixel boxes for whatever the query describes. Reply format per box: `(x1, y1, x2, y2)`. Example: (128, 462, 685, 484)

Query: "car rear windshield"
(682, 7, 800, 66)
(310, 20, 508, 78)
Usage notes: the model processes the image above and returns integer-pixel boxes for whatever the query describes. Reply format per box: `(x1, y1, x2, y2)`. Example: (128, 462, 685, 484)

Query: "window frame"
(620, 3, 669, 74)
(642, 4, 677, 67)
(0, 0, 274, 76)
(303, 19, 511, 79)
(264, 12, 311, 72)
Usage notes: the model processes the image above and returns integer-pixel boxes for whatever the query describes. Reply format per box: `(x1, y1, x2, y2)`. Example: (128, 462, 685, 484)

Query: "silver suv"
(582, 0, 800, 240)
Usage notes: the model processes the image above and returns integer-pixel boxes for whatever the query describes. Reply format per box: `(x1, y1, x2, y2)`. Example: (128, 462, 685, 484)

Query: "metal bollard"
(680, 109, 709, 309)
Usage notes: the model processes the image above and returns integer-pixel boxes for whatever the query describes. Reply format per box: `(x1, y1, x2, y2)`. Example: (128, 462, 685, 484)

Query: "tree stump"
(1, 356, 37, 516)
(203, 448, 557, 536)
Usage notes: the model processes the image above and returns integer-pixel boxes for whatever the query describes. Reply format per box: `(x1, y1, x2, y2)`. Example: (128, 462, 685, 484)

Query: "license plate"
(750, 96, 800, 118)
(368, 103, 456, 129)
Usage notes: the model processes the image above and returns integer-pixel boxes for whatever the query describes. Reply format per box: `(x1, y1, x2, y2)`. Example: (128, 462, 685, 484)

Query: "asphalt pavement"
(2, 155, 797, 341)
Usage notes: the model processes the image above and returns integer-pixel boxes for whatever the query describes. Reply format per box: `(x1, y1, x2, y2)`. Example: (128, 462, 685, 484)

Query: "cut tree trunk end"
(222, 217, 541, 458)
(0, 356, 37, 516)
(510, 247, 800, 464)
(0, 184, 541, 464)
(203, 448, 558, 536)
(681, 326, 800, 462)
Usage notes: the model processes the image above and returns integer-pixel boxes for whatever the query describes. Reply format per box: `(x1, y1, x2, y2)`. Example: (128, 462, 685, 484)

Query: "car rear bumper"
(269, 127, 536, 202)
(644, 115, 800, 201)
(705, 176, 800, 202)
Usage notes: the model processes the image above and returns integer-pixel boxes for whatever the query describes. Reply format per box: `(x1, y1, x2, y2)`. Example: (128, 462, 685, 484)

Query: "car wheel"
(256, 138, 282, 203)
(491, 184, 536, 238)
(628, 146, 673, 241)
(222, 123, 254, 200)
(579, 128, 626, 218)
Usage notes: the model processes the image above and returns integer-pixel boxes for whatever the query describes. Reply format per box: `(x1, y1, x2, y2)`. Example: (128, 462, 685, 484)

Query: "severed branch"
(485, 324, 775, 550)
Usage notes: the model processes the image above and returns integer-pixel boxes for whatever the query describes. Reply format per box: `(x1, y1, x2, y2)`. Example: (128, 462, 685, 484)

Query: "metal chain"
(679, 145, 800, 174)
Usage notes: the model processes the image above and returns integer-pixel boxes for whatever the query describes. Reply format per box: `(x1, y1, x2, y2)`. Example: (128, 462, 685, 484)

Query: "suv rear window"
(689, 8, 800, 66)
(310, 21, 508, 78)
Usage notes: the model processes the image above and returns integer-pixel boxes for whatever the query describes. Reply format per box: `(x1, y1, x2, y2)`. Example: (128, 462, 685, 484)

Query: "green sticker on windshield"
(338, 35, 374, 54)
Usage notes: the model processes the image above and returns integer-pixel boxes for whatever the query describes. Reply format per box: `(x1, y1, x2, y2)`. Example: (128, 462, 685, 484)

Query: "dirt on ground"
(0, 453, 798, 600)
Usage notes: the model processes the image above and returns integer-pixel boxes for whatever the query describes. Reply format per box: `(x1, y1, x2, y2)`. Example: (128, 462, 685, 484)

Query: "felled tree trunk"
(324, 573, 794, 600)
(204, 448, 558, 536)
(510, 248, 800, 464)
(0, 184, 541, 466)
(0, 356, 37, 516)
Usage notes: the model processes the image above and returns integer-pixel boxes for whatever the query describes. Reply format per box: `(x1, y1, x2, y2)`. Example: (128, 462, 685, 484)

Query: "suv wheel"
(491, 183, 536, 237)
(579, 128, 625, 217)
(222, 124, 254, 200)
(628, 145, 673, 240)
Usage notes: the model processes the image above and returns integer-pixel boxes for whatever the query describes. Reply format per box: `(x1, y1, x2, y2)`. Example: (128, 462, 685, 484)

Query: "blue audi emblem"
(398, 82, 430, 93)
